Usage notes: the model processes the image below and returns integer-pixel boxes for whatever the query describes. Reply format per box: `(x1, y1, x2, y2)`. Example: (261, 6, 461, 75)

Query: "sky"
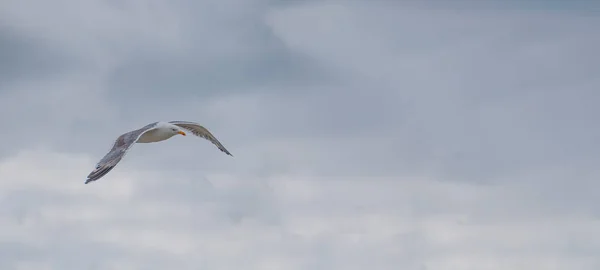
(0, 0, 599, 269)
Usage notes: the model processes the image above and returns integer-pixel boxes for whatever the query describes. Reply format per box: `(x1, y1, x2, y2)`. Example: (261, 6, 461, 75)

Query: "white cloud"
(2, 147, 600, 269)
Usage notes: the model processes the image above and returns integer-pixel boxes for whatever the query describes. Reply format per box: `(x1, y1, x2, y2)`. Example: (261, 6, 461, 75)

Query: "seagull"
(85, 121, 232, 184)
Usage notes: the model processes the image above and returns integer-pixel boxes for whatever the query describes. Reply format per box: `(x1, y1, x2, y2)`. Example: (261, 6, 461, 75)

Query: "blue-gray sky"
(1, 0, 599, 269)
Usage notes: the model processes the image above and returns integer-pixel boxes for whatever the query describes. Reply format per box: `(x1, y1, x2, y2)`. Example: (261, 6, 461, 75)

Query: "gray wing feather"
(85, 122, 158, 184)
(169, 120, 233, 156)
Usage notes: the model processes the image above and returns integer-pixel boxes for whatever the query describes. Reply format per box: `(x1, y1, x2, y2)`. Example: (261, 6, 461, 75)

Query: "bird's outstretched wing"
(85, 122, 158, 184)
(169, 120, 233, 156)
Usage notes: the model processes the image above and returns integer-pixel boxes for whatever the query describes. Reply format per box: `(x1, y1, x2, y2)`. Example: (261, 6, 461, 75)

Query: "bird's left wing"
(85, 122, 158, 184)
(169, 120, 233, 156)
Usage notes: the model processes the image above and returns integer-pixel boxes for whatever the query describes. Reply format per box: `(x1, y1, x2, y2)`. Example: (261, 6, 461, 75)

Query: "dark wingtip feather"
(84, 165, 115, 184)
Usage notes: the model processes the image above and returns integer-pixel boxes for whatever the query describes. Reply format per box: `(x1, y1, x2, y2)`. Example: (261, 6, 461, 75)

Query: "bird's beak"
(178, 131, 186, 136)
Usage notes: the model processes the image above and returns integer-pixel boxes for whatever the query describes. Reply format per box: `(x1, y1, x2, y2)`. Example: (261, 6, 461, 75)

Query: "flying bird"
(85, 121, 232, 184)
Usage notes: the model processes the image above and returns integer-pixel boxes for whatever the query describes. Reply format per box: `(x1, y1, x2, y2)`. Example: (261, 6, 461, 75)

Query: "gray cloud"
(0, 28, 75, 87)
(0, 0, 599, 269)
(106, 31, 327, 101)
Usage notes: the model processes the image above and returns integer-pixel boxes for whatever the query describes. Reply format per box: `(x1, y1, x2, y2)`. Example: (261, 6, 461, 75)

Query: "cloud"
(1, 0, 599, 269)
(266, 1, 600, 180)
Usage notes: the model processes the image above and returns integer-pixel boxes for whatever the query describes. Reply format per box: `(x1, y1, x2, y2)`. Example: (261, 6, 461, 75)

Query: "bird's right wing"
(85, 123, 157, 184)
(169, 120, 233, 156)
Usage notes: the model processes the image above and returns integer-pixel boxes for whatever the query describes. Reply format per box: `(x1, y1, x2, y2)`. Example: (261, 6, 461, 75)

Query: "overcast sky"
(1, 0, 599, 269)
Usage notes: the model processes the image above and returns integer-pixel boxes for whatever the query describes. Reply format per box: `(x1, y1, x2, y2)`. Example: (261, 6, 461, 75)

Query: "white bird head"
(157, 122, 186, 136)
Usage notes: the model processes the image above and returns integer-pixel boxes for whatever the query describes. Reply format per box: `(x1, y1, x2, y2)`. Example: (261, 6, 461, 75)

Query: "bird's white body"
(136, 122, 181, 143)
